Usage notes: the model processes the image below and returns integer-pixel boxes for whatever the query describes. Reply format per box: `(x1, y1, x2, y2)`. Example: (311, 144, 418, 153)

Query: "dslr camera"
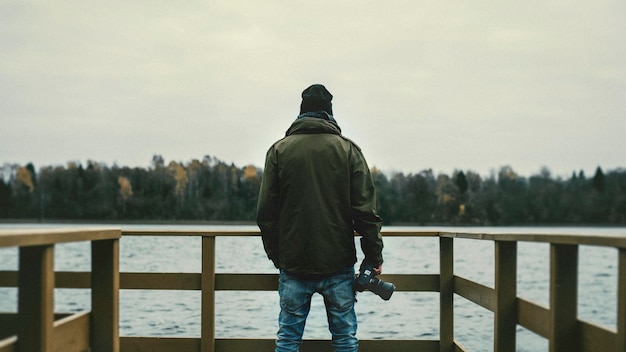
(354, 261, 395, 300)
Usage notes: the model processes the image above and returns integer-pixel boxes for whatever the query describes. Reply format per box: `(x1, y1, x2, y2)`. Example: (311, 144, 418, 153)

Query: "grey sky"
(1, 1, 625, 178)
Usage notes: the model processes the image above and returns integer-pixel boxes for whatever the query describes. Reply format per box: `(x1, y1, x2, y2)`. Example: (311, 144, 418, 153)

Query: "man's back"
(268, 117, 359, 275)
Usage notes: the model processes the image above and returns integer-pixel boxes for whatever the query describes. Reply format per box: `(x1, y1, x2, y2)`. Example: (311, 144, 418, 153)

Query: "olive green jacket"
(256, 116, 383, 275)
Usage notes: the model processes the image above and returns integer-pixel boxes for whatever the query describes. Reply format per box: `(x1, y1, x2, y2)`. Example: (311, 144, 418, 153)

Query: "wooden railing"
(1, 228, 625, 352)
(440, 231, 626, 352)
(0, 228, 120, 352)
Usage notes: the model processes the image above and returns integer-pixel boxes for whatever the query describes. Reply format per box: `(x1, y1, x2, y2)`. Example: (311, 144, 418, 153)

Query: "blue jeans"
(276, 266, 358, 352)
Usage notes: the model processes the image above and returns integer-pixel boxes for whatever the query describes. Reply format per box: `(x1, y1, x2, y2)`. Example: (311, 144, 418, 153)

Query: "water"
(0, 225, 623, 351)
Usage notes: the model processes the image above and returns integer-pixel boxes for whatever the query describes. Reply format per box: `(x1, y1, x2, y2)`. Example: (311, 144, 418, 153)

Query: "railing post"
(440, 236, 454, 352)
(91, 238, 120, 352)
(18, 245, 54, 352)
(549, 244, 579, 352)
(202, 236, 216, 352)
(618, 248, 626, 352)
(494, 241, 517, 352)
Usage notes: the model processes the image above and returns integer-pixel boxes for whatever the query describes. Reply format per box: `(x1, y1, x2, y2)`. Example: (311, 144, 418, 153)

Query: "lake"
(0, 224, 624, 351)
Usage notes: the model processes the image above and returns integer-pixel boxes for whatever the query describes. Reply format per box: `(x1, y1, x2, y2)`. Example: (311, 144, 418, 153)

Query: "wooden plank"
(4, 271, 200, 290)
(618, 248, 626, 352)
(454, 339, 469, 352)
(215, 273, 276, 291)
(440, 237, 454, 352)
(2, 271, 441, 292)
(18, 244, 54, 352)
(549, 244, 579, 352)
(202, 236, 216, 352)
(0, 314, 16, 339)
(122, 272, 201, 290)
(0, 271, 17, 288)
(120, 229, 440, 238)
(91, 239, 119, 352)
(57, 271, 91, 288)
(3, 271, 200, 290)
(383, 274, 439, 292)
(52, 311, 90, 352)
(214, 273, 439, 292)
(0, 228, 120, 248)
(3, 271, 91, 289)
(0, 307, 73, 352)
(216, 338, 439, 352)
(302, 339, 439, 352)
(453, 276, 494, 312)
(0, 313, 17, 352)
(439, 231, 626, 249)
(120, 228, 626, 248)
(0, 336, 17, 352)
(121, 229, 258, 237)
(381, 230, 440, 237)
(578, 320, 618, 352)
(120, 337, 200, 352)
(119, 337, 440, 352)
(517, 297, 549, 338)
(121, 228, 626, 248)
(494, 241, 517, 352)
(215, 338, 275, 352)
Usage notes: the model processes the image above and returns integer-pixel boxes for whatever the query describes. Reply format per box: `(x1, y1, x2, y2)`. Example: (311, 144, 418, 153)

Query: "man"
(257, 84, 384, 352)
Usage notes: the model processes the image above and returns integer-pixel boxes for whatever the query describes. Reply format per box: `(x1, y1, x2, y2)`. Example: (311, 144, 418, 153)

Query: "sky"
(1, 1, 625, 178)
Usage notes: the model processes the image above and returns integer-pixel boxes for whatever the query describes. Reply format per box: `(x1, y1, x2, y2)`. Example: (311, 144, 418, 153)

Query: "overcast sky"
(1, 1, 625, 178)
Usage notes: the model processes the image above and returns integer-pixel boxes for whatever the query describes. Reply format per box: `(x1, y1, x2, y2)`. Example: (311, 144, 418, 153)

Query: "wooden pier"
(1, 228, 625, 352)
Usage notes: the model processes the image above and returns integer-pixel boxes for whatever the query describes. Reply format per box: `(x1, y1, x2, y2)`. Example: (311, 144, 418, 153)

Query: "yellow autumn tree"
(168, 161, 188, 197)
(16, 166, 34, 192)
(243, 165, 258, 180)
(118, 176, 132, 214)
(118, 176, 133, 201)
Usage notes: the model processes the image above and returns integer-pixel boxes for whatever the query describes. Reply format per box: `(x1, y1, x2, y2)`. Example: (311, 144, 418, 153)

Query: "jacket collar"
(297, 111, 338, 125)
(286, 114, 342, 136)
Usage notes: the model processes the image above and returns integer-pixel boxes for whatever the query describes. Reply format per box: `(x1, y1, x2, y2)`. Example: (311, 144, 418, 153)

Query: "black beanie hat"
(300, 84, 333, 115)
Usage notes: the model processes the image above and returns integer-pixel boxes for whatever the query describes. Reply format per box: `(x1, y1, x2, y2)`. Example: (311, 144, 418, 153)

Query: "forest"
(1, 155, 625, 225)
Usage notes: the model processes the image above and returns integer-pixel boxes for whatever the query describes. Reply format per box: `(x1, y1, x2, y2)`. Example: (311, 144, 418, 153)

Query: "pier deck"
(1, 228, 625, 352)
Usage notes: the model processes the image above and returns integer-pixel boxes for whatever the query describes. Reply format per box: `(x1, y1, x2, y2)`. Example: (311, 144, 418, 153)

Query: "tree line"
(1, 155, 624, 225)
(372, 165, 624, 225)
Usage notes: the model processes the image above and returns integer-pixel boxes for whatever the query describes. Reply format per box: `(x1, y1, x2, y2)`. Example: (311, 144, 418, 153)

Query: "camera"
(354, 261, 395, 300)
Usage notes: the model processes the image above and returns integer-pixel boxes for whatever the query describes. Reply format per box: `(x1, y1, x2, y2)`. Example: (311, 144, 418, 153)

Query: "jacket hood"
(286, 116, 342, 137)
